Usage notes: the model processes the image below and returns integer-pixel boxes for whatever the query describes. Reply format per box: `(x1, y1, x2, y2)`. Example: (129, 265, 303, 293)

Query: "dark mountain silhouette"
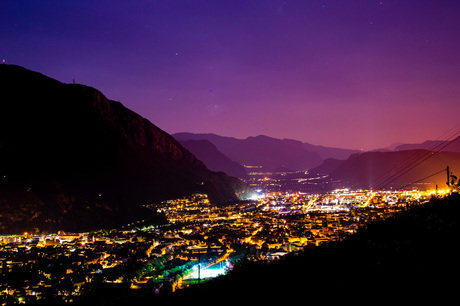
(309, 158, 345, 175)
(368, 148, 392, 152)
(0, 65, 253, 234)
(395, 136, 460, 153)
(326, 150, 460, 189)
(368, 142, 404, 152)
(173, 133, 323, 171)
(178, 139, 248, 179)
(302, 142, 360, 160)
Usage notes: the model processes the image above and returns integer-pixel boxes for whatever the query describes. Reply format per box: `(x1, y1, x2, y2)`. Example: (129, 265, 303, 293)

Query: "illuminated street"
(0, 188, 450, 302)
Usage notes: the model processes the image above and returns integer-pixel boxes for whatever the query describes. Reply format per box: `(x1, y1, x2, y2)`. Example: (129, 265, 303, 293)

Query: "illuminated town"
(0, 184, 449, 304)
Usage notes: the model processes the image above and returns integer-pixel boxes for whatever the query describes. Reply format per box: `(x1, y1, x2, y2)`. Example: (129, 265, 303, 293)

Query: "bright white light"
(249, 193, 265, 200)
(186, 262, 230, 279)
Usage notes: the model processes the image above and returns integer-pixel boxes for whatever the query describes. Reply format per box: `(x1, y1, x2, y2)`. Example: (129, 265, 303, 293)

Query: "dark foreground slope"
(168, 195, 459, 302)
(0, 65, 253, 234)
(77, 194, 460, 305)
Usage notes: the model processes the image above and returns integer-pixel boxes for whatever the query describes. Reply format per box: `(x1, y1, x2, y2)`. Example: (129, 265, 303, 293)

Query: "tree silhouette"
(448, 170, 459, 193)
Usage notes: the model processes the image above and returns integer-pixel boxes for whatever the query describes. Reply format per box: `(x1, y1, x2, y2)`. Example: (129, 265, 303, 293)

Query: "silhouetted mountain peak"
(174, 133, 323, 171)
(0, 65, 253, 234)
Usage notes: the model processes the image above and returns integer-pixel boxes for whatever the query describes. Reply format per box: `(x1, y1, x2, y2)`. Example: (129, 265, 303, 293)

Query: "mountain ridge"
(178, 139, 248, 179)
(395, 136, 460, 153)
(0, 65, 253, 234)
(173, 132, 340, 171)
(324, 149, 460, 190)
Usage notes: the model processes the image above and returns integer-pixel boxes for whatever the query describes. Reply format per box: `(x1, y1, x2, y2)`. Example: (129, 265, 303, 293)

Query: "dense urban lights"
(0, 188, 447, 303)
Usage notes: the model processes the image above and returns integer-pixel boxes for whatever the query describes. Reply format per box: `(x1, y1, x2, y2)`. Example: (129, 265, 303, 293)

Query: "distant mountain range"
(178, 139, 248, 179)
(0, 65, 254, 234)
(2, 65, 458, 235)
(310, 150, 460, 190)
(310, 136, 460, 189)
(302, 142, 360, 160)
(173, 132, 360, 173)
(174, 132, 460, 190)
(395, 137, 460, 153)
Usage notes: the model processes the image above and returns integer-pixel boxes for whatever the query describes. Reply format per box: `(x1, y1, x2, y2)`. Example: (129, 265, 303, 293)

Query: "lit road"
(362, 192, 376, 208)
(304, 195, 319, 211)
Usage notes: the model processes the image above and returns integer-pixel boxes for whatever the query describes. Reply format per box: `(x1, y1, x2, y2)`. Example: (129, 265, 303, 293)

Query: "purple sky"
(1, 0, 459, 150)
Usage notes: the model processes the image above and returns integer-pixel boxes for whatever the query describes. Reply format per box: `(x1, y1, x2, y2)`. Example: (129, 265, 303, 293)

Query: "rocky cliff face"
(0, 65, 253, 234)
(77, 86, 200, 163)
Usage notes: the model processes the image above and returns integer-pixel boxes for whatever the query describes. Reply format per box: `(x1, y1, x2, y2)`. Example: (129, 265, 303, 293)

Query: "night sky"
(1, 0, 459, 150)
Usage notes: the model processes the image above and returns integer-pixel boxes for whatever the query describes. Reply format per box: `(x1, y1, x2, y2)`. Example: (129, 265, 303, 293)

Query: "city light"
(0, 189, 446, 302)
(249, 192, 265, 200)
(186, 260, 230, 279)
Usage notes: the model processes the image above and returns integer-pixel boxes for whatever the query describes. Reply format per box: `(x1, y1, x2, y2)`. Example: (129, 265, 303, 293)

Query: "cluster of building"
(151, 189, 434, 254)
(0, 229, 161, 304)
(0, 188, 442, 304)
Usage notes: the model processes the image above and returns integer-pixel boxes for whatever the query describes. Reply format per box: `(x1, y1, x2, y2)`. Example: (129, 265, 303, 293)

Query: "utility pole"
(198, 251, 201, 284)
(447, 166, 450, 186)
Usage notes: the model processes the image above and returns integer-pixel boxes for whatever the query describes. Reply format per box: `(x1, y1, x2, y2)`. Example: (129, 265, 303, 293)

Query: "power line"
(374, 140, 454, 190)
(397, 169, 446, 190)
(371, 124, 460, 188)
(372, 127, 460, 190)
(431, 122, 460, 145)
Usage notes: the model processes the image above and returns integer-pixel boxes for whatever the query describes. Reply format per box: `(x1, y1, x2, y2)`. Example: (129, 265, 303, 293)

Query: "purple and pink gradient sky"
(1, 0, 459, 150)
